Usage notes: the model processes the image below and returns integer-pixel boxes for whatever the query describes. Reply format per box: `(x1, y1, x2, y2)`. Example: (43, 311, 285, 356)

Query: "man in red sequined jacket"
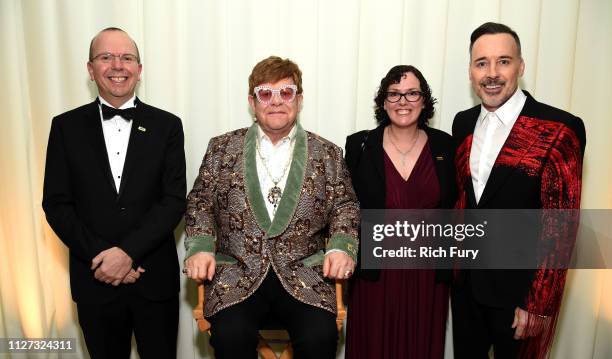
(451, 22, 586, 359)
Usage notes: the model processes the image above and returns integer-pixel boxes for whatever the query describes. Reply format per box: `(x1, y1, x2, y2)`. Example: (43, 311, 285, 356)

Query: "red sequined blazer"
(452, 90, 586, 315)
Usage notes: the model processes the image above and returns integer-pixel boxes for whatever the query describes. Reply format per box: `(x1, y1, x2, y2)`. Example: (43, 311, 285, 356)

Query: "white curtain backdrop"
(1, 0, 610, 358)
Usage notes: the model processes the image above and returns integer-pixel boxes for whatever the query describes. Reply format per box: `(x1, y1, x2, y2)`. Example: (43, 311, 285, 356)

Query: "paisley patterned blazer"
(185, 123, 360, 317)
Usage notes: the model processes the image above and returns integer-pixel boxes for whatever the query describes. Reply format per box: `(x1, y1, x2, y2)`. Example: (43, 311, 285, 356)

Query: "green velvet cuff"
(184, 235, 215, 259)
(301, 250, 325, 267)
(214, 253, 238, 265)
(326, 234, 358, 261)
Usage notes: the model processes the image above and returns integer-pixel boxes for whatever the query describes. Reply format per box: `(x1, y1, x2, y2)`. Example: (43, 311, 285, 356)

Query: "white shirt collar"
(257, 123, 297, 146)
(478, 88, 527, 126)
(98, 94, 137, 109)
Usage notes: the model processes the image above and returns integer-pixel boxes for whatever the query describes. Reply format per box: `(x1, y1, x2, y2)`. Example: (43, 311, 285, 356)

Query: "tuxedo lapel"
(456, 109, 479, 208)
(460, 136, 478, 208)
(118, 98, 147, 198)
(83, 101, 118, 194)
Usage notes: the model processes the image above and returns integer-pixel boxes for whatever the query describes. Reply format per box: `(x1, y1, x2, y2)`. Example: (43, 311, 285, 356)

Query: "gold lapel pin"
(436, 156, 444, 160)
(138, 126, 146, 132)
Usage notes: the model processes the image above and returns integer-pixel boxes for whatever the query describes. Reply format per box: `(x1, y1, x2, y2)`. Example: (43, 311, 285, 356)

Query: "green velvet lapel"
(243, 122, 308, 238)
(244, 123, 272, 231)
(266, 124, 307, 238)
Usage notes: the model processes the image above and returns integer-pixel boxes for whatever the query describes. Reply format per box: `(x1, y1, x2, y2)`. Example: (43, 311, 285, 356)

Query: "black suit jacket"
(345, 124, 457, 281)
(452, 91, 585, 313)
(42, 98, 186, 303)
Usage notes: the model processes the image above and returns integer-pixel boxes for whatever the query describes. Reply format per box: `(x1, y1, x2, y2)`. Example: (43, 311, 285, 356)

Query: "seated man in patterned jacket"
(183, 56, 360, 359)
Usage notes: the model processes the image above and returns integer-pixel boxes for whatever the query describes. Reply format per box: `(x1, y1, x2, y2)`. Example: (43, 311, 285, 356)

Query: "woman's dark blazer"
(345, 124, 457, 281)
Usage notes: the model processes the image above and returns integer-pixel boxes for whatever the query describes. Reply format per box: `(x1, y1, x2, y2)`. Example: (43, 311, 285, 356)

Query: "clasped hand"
(91, 247, 144, 286)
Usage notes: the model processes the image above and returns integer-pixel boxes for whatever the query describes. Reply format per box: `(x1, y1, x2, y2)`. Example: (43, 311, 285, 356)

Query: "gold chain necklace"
(387, 126, 420, 167)
(255, 137, 294, 215)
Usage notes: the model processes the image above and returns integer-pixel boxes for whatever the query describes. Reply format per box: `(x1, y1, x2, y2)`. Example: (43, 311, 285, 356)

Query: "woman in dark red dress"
(344, 65, 457, 358)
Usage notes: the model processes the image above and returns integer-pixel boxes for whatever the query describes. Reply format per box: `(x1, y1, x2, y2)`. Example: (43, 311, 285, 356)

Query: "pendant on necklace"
(267, 185, 283, 212)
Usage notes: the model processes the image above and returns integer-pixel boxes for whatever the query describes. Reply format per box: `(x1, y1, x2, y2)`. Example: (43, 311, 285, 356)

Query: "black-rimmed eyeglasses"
(385, 90, 423, 103)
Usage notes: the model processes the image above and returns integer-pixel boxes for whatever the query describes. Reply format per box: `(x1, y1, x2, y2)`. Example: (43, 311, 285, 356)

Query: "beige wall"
(1, 0, 610, 358)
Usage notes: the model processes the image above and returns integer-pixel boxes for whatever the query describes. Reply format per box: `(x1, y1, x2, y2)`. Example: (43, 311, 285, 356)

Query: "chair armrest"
(335, 280, 346, 332)
(193, 283, 211, 332)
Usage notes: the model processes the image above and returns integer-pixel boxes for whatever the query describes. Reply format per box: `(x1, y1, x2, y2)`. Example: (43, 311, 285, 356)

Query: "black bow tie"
(101, 104, 136, 121)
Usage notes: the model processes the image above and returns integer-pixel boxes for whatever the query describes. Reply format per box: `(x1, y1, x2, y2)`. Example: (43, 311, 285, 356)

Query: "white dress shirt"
(98, 95, 136, 193)
(470, 88, 527, 203)
(255, 125, 296, 220)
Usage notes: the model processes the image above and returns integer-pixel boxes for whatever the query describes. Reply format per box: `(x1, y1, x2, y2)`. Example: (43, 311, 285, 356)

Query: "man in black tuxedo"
(42, 27, 186, 358)
(451, 22, 585, 359)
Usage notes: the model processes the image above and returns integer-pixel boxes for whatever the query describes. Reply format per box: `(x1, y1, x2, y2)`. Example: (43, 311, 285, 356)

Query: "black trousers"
(208, 270, 338, 359)
(451, 282, 522, 359)
(76, 286, 178, 359)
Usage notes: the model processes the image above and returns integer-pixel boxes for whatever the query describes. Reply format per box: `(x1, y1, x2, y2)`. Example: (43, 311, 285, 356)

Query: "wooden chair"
(192, 280, 347, 359)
